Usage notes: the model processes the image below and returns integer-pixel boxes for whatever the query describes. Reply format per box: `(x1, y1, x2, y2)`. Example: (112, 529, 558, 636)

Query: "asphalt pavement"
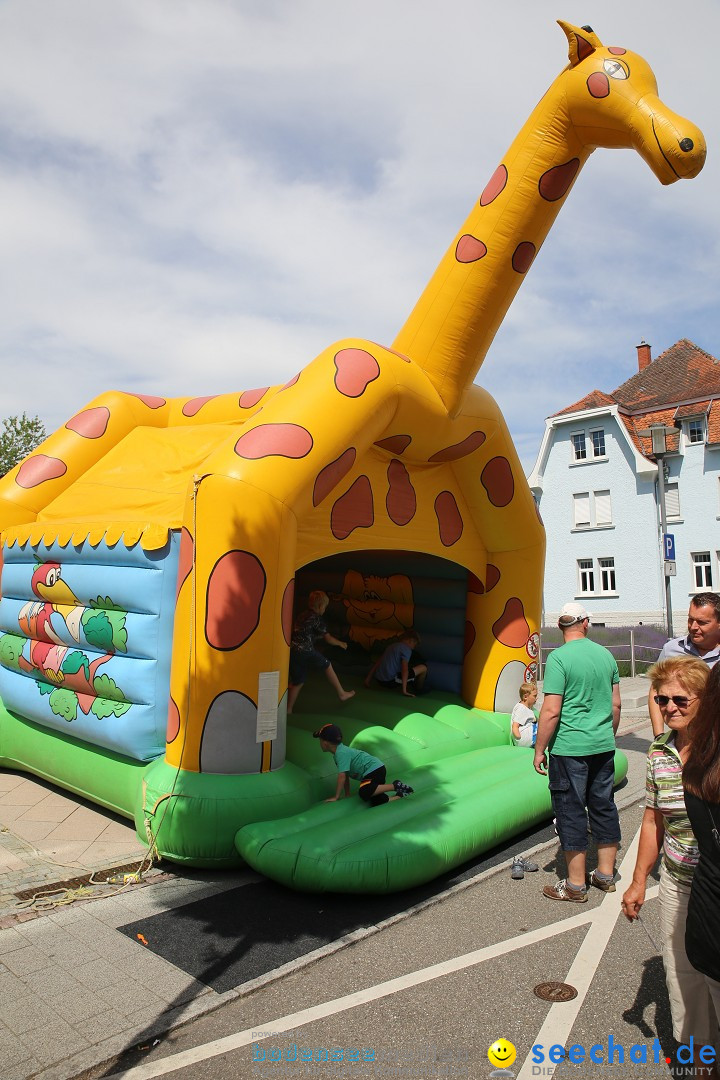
(0, 677, 675, 1080)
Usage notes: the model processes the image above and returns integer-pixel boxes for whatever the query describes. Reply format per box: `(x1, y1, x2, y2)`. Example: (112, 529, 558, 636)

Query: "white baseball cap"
(559, 602, 590, 625)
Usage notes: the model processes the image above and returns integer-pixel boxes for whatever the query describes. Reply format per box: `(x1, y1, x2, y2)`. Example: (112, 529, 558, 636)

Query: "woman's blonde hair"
(647, 656, 710, 697)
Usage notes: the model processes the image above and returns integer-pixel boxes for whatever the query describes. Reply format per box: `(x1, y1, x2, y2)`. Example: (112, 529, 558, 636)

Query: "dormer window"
(685, 418, 705, 445)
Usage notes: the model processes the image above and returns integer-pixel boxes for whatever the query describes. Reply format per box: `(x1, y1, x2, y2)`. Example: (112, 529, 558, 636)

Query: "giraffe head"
(558, 21, 706, 185)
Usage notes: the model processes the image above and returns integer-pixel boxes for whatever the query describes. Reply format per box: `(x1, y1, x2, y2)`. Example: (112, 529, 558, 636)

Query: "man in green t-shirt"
(534, 603, 621, 903)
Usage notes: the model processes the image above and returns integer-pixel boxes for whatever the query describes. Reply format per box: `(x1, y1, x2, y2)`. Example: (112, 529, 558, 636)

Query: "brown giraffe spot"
(239, 387, 269, 408)
(176, 527, 194, 599)
(576, 33, 595, 61)
(371, 342, 411, 363)
(587, 71, 610, 98)
(331, 476, 374, 540)
(205, 550, 266, 651)
(386, 459, 416, 526)
(167, 697, 180, 744)
(538, 158, 580, 202)
(512, 242, 536, 274)
(279, 374, 300, 391)
(434, 491, 463, 546)
(15, 455, 67, 489)
(374, 435, 411, 454)
(65, 406, 110, 439)
(129, 393, 166, 409)
(333, 348, 380, 397)
(608, 47, 627, 55)
(281, 579, 295, 647)
(485, 564, 501, 592)
(468, 573, 484, 594)
(235, 423, 313, 460)
(480, 164, 508, 206)
(182, 396, 217, 417)
(428, 431, 486, 462)
(313, 447, 357, 506)
(481, 457, 515, 507)
(455, 235, 488, 264)
(492, 597, 530, 648)
(464, 620, 476, 656)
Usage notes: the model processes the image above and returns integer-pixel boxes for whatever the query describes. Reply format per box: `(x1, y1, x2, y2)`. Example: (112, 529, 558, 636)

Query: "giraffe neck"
(393, 79, 592, 416)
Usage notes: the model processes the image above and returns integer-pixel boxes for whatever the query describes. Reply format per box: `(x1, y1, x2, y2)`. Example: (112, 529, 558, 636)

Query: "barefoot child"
(313, 723, 414, 806)
(510, 682, 538, 747)
(287, 591, 355, 714)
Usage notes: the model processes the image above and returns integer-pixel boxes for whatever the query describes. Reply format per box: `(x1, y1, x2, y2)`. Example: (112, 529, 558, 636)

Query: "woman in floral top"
(622, 657, 714, 1055)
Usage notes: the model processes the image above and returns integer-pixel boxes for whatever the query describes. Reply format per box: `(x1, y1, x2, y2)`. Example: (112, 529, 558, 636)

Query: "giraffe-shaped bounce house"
(0, 23, 705, 891)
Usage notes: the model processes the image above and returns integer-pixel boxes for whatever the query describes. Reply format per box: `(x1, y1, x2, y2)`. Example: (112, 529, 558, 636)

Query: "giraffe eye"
(604, 58, 628, 80)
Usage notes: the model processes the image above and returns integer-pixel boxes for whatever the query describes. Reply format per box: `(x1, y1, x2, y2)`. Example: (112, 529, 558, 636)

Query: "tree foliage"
(0, 413, 47, 476)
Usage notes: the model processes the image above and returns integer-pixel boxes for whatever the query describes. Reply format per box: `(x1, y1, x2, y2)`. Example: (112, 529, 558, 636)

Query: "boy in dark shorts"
(364, 630, 427, 697)
(313, 723, 414, 806)
(287, 590, 355, 714)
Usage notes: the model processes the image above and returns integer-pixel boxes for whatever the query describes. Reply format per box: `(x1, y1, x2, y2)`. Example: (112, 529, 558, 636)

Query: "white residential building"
(528, 340, 720, 631)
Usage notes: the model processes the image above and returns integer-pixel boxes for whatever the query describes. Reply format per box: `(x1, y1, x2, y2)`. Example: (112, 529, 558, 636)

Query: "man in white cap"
(534, 602, 621, 903)
(648, 592, 720, 736)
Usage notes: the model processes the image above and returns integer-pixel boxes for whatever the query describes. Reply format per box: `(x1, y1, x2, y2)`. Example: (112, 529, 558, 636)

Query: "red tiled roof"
(552, 390, 617, 417)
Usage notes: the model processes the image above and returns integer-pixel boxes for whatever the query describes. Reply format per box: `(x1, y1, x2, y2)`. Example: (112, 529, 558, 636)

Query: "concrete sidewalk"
(0, 679, 653, 1080)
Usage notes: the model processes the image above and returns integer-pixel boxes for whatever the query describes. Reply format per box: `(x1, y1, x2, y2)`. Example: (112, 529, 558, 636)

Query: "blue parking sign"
(664, 533, 675, 561)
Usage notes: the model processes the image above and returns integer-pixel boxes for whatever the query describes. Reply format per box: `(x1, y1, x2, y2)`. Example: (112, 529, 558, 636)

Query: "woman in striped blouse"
(622, 656, 715, 1054)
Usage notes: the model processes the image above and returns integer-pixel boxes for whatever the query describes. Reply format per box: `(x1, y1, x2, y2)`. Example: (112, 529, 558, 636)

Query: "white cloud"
(0, 0, 716, 476)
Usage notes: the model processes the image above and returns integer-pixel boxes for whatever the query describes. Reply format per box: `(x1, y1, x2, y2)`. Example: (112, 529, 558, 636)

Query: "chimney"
(636, 340, 652, 371)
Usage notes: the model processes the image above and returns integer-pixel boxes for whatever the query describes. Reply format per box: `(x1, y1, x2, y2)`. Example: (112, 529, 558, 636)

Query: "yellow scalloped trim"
(1, 522, 171, 551)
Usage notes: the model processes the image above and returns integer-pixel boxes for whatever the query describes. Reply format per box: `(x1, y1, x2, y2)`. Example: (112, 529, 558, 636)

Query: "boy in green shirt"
(313, 723, 414, 806)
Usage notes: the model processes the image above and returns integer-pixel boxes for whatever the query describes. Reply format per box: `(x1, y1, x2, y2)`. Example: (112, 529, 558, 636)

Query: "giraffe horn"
(557, 20, 603, 66)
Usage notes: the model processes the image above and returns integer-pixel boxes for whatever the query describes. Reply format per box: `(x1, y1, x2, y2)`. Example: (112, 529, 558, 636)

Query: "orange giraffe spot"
(235, 423, 313, 460)
(538, 158, 580, 202)
(182, 396, 217, 417)
(468, 563, 500, 594)
(512, 241, 536, 274)
(16, 455, 67, 488)
(239, 387, 269, 408)
(333, 348, 380, 397)
(331, 476, 374, 540)
(428, 431, 486, 462)
(464, 620, 476, 655)
(279, 374, 300, 391)
(128, 393, 166, 409)
(176, 527, 194, 599)
(587, 71, 610, 98)
(434, 491, 463, 546)
(481, 457, 515, 507)
(455, 235, 487, 263)
(65, 406, 110, 439)
(167, 697, 180, 744)
(313, 448, 357, 506)
(205, 550, 266, 651)
(492, 597, 530, 648)
(374, 435, 411, 454)
(608, 47, 627, 55)
(480, 164, 508, 206)
(386, 459, 416, 526)
(281, 579, 295, 647)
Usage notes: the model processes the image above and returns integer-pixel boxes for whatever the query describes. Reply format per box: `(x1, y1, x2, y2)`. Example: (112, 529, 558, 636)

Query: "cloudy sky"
(0, 0, 717, 473)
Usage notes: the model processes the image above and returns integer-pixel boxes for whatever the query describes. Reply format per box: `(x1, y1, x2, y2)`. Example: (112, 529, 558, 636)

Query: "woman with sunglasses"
(682, 661, 720, 1057)
(622, 656, 716, 1055)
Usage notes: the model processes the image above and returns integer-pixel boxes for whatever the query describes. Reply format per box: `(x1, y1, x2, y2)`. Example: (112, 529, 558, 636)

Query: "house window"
(591, 429, 606, 457)
(571, 432, 587, 461)
(599, 557, 616, 592)
(573, 492, 590, 527)
(578, 558, 595, 594)
(665, 482, 680, 519)
(685, 418, 705, 445)
(594, 490, 612, 525)
(692, 551, 712, 588)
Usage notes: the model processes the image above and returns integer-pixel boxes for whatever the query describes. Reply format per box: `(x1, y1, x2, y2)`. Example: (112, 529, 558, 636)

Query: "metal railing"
(537, 629, 662, 681)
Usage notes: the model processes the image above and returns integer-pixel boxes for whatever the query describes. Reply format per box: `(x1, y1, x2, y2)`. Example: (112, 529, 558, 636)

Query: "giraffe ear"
(558, 20, 603, 66)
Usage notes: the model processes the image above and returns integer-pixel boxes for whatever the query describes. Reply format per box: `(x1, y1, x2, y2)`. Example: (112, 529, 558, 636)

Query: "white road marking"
(106, 825, 656, 1080)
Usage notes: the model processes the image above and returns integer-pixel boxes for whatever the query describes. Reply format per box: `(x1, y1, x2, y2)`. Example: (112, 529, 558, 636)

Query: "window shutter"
(573, 492, 590, 526)
(665, 483, 680, 518)
(594, 490, 612, 525)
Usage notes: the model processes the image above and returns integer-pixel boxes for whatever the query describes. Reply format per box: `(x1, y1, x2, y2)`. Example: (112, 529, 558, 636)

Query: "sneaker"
(519, 858, 539, 873)
(392, 780, 414, 797)
(542, 879, 588, 903)
(511, 857, 525, 880)
(586, 869, 616, 893)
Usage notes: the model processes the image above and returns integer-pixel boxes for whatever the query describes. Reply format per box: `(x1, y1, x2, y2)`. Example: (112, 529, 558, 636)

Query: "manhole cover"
(533, 981, 578, 1002)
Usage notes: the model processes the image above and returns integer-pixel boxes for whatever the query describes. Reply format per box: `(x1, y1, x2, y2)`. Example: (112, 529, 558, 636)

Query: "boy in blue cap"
(313, 723, 413, 806)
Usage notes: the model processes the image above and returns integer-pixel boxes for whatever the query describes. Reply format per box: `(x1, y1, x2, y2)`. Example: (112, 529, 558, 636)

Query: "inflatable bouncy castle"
(0, 23, 704, 891)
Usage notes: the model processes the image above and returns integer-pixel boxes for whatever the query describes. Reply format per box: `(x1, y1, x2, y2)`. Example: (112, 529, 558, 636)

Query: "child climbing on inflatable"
(510, 682, 539, 747)
(313, 723, 414, 806)
(287, 590, 355, 714)
(364, 630, 427, 697)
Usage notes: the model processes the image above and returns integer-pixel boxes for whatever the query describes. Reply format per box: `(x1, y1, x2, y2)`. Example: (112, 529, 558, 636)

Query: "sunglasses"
(654, 694, 696, 709)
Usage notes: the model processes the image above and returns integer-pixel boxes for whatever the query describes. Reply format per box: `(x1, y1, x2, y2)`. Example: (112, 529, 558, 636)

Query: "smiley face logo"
(488, 1038, 516, 1069)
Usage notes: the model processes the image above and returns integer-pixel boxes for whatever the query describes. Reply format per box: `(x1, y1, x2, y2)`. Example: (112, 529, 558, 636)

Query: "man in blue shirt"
(649, 592, 720, 736)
